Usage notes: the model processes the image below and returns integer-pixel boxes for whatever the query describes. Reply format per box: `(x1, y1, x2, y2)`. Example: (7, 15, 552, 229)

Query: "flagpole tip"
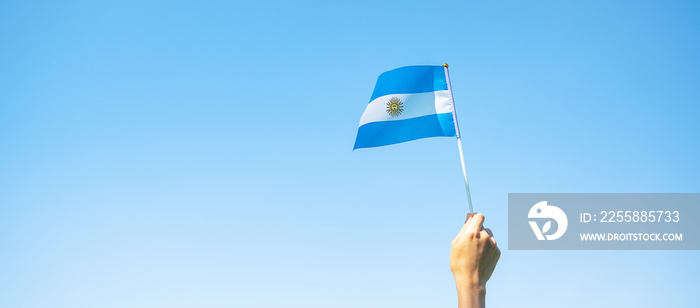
(443, 63, 449, 68)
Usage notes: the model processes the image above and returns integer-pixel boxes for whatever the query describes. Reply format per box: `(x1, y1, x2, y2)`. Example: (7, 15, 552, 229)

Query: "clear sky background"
(1, 1, 699, 307)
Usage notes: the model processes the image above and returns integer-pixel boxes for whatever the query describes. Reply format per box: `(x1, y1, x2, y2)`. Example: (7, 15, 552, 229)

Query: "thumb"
(456, 213, 474, 238)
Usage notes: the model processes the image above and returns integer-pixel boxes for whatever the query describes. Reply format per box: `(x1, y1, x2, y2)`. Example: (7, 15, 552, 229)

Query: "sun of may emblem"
(386, 97, 404, 117)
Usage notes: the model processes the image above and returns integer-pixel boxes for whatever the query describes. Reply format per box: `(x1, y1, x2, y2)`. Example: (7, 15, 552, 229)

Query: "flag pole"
(444, 63, 474, 214)
(456, 136, 474, 214)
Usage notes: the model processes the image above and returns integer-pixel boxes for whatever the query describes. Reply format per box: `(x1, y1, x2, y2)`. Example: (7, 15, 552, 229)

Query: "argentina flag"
(353, 65, 460, 149)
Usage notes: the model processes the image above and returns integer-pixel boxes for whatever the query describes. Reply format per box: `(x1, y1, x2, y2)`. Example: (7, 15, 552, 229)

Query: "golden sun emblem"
(386, 97, 404, 117)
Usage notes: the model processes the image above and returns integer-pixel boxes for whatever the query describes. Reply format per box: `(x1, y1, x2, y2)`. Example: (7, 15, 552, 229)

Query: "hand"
(450, 213, 500, 308)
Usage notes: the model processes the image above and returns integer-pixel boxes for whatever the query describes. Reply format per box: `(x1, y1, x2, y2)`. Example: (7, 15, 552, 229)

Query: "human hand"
(450, 213, 500, 308)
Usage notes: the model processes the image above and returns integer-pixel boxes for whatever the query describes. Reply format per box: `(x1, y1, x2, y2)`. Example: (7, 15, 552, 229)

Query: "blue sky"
(1, 1, 699, 307)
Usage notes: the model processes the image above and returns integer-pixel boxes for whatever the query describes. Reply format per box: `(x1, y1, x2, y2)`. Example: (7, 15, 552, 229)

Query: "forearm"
(456, 282, 486, 308)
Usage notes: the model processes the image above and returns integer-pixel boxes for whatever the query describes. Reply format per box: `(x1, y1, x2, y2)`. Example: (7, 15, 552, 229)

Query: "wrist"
(452, 272, 484, 292)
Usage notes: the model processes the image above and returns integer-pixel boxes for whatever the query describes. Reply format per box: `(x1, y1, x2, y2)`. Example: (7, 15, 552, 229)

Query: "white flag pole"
(444, 64, 474, 214)
(456, 136, 474, 214)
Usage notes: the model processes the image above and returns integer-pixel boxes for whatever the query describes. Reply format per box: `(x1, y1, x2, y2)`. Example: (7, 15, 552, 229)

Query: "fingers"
(466, 213, 485, 235)
(483, 246, 501, 283)
(483, 228, 497, 246)
(489, 246, 501, 270)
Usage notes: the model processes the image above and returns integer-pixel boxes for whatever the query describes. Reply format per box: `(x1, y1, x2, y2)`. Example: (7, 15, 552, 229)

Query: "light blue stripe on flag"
(354, 65, 459, 150)
(354, 114, 457, 149)
(369, 66, 448, 102)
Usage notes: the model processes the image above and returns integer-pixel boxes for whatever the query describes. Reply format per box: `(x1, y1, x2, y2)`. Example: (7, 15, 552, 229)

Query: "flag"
(353, 65, 459, 150)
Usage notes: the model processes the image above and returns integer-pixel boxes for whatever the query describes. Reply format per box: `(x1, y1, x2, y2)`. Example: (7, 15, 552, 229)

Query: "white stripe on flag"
(358, 90, 454, 126)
